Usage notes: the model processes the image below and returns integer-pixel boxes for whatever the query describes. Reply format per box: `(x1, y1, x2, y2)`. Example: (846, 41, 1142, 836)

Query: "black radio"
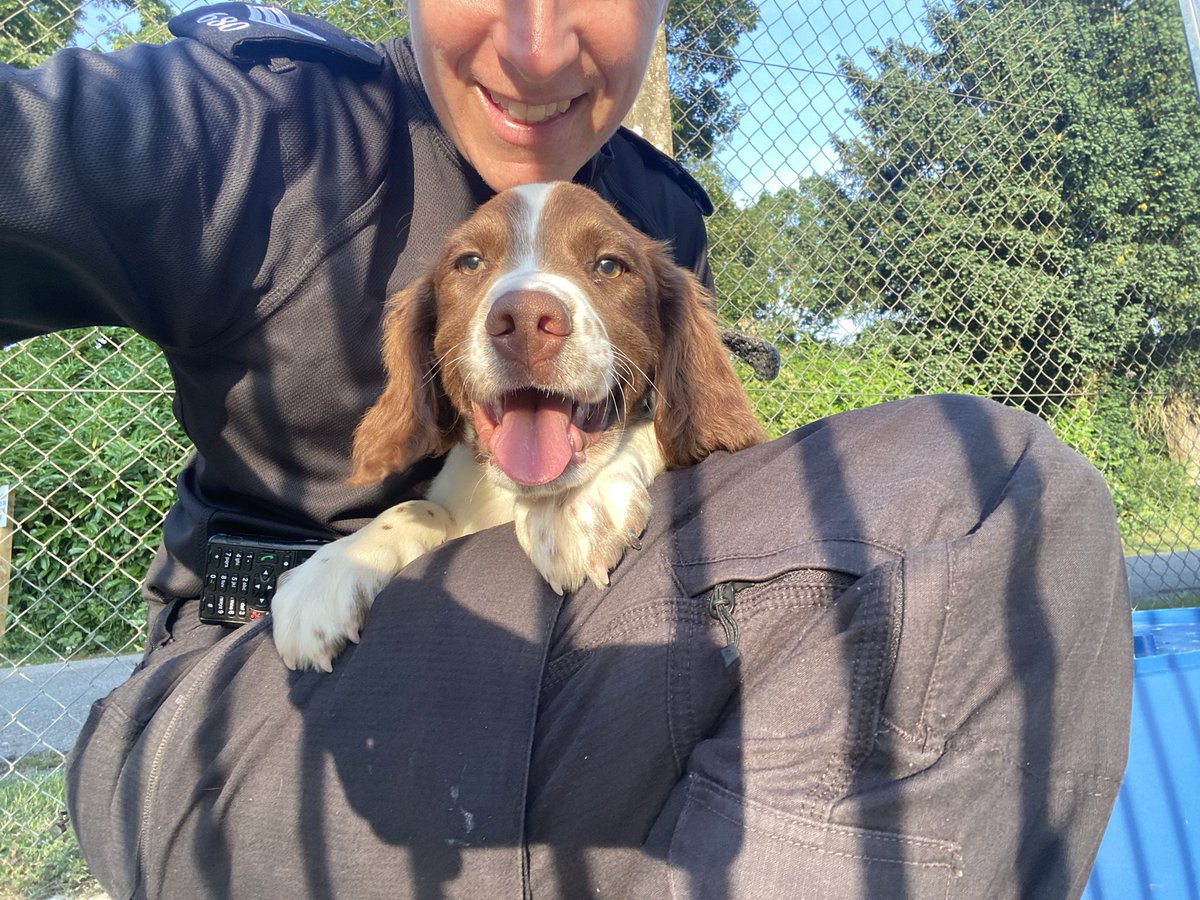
(199, 534, 326, 626)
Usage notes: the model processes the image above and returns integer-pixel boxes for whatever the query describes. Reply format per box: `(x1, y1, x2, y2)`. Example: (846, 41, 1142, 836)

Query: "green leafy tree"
(691, 159, 859, 341)
(0, 0, 80, 66)
(1061, 0, 1200, 394)
(1, 331, 185, 659)
(830, 0, 1085, 405)
(827, 0, 1200, 411)
(666, 0, 759, 158)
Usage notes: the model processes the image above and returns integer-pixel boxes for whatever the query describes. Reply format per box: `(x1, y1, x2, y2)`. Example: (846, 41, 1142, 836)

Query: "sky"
(713, 0, 937, 202)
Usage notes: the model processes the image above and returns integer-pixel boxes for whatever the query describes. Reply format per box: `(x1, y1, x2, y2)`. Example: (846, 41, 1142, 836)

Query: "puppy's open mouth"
(472, 389, 613, 486)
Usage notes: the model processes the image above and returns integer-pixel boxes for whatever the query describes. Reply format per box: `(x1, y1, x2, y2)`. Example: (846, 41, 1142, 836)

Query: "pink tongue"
(491, 392, 574, 486)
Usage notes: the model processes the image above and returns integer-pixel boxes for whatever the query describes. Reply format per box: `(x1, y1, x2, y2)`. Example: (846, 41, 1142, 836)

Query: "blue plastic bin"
(1084, 607, 1200, 899)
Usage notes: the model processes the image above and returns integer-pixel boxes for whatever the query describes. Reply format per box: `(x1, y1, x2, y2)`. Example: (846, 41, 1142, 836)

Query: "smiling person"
(0, 1, 1131, 898)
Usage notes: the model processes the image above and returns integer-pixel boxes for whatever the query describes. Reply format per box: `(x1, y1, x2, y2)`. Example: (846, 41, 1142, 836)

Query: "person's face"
(408, 0, 667, 192)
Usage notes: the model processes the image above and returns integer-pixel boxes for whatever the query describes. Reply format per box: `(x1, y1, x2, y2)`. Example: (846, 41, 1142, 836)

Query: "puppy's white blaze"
(486, 270, 592, 310)
(467, 186, 612, 389)
(467, 183, 556, 378)
(511, 182, 555, 268)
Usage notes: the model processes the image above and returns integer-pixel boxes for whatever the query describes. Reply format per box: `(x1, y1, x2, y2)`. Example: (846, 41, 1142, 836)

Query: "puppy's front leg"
(271, 500, 455, 672)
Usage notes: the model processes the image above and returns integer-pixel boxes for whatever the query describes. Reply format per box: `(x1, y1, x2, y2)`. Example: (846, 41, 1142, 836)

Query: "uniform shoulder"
(167, 3, 383, 74)
(607, 126, 713, 216)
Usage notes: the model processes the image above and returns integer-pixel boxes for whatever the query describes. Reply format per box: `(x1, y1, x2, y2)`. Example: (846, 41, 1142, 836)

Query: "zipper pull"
(707, 582, 742, 670)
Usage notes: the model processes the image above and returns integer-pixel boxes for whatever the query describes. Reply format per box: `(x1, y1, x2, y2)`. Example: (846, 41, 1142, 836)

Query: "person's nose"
(493, 0, 580, 86)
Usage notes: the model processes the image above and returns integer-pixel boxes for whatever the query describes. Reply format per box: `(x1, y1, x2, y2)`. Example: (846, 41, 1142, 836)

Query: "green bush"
(1047, 385, 1200, 553)
(741, 335, 918, 438)
(0, 329, 186, 661)
(742, 342, 1200, 558)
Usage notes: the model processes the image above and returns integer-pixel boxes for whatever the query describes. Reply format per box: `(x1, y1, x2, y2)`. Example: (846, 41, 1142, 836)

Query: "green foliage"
(0, 0, 80, 66)
(0, 330, 185, 660)
(287, 0, 408, 43)
(821, 0, 1200, 412)
(1061, 0, 1200, 393)
(695, 0, 1200, 560)
(741, 337, 916, 438)
(829, 1, 1087, 408)
(1048, 386, 1200, 552)
(666, 0, 759, 157)
(691, 159, 862, 340)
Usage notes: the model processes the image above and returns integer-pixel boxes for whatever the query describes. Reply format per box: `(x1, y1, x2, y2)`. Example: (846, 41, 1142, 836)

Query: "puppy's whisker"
(613, 350, 652, 389)
(466, 470, 493, 507)
(420, 344, 466, 391)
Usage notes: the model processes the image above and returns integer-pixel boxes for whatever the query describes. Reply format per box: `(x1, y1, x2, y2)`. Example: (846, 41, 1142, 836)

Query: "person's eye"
(595, 258, 625, 278)
(456, 254, 486, 275)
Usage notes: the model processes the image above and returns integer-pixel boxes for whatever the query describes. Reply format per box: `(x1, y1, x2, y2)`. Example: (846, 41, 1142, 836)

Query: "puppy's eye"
(595, 258, 625, 278)
(456, 254, 486, 275)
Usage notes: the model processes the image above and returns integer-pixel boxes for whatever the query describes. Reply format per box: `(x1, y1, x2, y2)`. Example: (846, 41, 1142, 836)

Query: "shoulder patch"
(614, 126, 713, 216)
(168, 4, 383, 73)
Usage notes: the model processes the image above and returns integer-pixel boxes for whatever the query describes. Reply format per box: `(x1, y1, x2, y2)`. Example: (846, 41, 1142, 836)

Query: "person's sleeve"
(0, 37, 391, 347)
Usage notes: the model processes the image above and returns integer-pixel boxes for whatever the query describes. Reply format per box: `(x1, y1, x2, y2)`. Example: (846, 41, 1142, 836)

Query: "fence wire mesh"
(2, 0, 1199, 893)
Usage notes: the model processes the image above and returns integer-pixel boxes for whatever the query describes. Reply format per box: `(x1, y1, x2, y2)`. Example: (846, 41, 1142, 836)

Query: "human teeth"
(487, 89, 572, 124)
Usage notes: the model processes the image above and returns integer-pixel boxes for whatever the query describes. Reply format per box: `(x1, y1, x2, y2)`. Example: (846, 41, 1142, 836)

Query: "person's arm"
(1, 40, 240, 344)
(0, 22, 392, 348)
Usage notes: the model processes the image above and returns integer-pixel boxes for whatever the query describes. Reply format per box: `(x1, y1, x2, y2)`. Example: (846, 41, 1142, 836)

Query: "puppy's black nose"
(486, 290, 571, 371)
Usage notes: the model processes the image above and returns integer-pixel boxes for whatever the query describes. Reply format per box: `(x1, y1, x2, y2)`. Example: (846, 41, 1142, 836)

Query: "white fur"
(272, 428, 665, 671)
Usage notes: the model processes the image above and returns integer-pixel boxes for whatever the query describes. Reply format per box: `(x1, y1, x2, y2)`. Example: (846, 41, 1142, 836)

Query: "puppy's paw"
(271, 500, 453, 672)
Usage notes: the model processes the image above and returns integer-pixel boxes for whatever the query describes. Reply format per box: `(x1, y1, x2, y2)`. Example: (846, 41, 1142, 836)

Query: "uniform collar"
(574, 141, 616, 188)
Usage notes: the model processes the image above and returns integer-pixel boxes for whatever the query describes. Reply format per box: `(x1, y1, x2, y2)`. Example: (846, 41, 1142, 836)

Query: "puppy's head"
(350, 182, 764, 490)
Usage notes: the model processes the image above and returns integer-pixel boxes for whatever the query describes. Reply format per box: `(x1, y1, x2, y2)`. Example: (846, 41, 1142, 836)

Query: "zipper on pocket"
(707, 581, 752, 670)
(705, 570, 859, 671)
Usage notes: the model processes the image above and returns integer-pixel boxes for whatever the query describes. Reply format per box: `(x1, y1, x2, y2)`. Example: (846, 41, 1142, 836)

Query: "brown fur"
(348, 277, 458, 485)
(648, 247, 766, 467)
(348, 182, 763, 486)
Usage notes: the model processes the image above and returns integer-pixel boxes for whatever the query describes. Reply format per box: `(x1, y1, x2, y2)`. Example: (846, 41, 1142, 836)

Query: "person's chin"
(470, 146, 589, 192)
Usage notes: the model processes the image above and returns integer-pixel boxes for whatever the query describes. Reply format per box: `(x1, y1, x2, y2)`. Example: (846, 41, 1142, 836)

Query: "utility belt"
(198, 533, 327, 626)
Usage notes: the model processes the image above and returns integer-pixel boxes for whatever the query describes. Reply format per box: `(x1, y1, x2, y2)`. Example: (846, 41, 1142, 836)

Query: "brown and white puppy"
(272, 182, 764, 671)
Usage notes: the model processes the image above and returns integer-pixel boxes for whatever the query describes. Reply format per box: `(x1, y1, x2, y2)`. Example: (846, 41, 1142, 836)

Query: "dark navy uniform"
(0, 3, 713, 605)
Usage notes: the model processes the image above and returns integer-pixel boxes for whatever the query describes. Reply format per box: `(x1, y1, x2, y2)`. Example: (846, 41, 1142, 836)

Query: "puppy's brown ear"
(651, 251, 766, 468)
(349, 277, 457, 485)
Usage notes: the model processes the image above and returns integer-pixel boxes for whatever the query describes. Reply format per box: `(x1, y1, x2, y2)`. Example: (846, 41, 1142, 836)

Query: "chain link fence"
(2, 0, 1199, 893)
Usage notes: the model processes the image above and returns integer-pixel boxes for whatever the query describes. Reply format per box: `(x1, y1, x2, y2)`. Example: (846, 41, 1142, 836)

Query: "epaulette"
(614, 126, 714, 216)
(168, 3, 383, 74)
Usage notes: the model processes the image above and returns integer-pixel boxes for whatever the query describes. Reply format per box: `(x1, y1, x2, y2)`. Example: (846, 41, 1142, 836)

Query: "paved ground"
(1125, 549, 1200, 606)
(1, 553, 1197, 762)
(0, 653, 138, 760)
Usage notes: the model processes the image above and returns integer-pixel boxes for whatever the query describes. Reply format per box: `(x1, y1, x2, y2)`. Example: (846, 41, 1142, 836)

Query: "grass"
(1133, 591, 1200, 611)
(0, 753, 102, 900)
